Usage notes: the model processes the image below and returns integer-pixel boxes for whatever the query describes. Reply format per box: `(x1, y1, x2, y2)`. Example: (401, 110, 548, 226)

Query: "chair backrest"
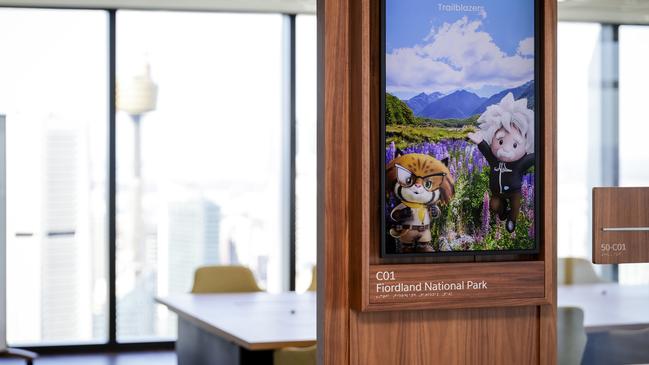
(307, 266, 317, 292)
(274, 345, 317, 365)
(583, 326, 649, 364)
(558, 257, 607, 285)
(608, 327, 649, 364)
(191, 265, 262, 294)
(557, 307, 587, 365)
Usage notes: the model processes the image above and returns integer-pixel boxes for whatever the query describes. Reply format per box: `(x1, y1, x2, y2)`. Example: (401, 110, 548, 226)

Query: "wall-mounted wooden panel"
(318, 0, 556, 363)
(592, 187, 649, 264)
(350, 307, 540, 365)
(368, 262, 545, 310)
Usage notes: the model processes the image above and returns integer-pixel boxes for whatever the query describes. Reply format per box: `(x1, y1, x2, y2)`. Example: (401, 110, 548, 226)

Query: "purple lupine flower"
(481, 191, 490, 236)
(521, 180, 530, 202)
(494, 220, 502, 240)
(528, 220, 535, 238)
(386, 142, 396, 164)
(527, 177, 535, 201)
(523, 175, 535, 211)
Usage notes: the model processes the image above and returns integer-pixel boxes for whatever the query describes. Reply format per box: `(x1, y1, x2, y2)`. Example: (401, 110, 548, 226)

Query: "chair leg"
(1, 348, 38, 365)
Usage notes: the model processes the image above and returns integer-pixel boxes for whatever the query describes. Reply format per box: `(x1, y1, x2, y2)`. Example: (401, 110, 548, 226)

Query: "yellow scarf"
(401, 201, 426, 223)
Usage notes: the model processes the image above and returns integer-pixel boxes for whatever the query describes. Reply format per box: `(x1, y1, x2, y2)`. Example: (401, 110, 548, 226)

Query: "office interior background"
(0, 0, 647, 363)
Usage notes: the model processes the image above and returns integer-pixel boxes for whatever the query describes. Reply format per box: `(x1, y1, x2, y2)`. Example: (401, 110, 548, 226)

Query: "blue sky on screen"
(386, 0, 535, 99)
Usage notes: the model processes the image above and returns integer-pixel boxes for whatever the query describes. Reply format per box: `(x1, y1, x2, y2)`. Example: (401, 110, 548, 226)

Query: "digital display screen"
(382, 0, 540, 256)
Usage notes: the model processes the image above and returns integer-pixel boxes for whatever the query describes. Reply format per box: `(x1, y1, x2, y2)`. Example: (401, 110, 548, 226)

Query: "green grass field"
(386, 124, 476, 149)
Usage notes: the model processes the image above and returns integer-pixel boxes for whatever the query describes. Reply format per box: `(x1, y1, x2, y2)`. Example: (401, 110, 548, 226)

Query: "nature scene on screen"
(384, 0, 536, 254)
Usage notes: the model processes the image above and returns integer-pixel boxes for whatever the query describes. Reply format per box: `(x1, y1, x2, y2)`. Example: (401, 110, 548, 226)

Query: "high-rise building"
(166, 199, 221, 295)
(117, 196, 221, 338)
(40, 127, 93, 341)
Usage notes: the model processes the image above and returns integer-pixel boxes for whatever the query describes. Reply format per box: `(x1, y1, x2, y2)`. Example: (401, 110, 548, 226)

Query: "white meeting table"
(558, 283, 649, 332)
(156, 291, 316, 365)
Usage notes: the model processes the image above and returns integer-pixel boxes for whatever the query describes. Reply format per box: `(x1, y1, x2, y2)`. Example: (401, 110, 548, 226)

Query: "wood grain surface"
(350, 306, 540, 365)
(367, 262, 545, 309)
(539, 1, 558, 363)
(317, 0, 350, 362)
(318, 0, 557, 363)
(592, 187, 649, 264)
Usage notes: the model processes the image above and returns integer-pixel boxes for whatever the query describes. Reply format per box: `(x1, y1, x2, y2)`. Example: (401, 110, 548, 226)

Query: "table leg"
(176, 317, 272, 365)
(240, 348, 273, 365)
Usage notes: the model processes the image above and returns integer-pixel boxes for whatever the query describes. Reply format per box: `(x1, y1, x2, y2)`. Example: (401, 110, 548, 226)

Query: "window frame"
(1, 5, 301, 352)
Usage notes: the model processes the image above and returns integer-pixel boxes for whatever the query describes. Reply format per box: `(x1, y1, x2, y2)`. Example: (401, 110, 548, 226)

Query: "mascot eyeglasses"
(394, 164, 447, 191)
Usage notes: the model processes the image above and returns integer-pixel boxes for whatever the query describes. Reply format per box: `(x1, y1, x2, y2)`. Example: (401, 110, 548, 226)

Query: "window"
(0, 6, 315, 349)
(617, 25, 649, 285)
(116, 11, 286, 341)
(558, 22, 649, 284)
(557, 22, 602, 260)
(295, 14, 317, 292)
(0, 8, 109, 345)
(0, 8, 316, 346)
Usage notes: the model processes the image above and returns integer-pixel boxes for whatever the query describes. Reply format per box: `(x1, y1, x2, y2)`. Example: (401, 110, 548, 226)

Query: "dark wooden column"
(318, 0, 557, 363)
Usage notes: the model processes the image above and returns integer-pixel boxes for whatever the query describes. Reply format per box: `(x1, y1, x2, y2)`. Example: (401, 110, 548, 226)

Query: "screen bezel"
(379, 0, 542, 258)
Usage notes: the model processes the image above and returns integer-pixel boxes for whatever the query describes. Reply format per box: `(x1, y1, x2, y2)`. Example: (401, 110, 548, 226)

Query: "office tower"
(118, 197, 221, 338)
(117, 270, 156, 338)
(166, 199, 221, 295)
(116, 183, 159, 339)
(40, 127, 94, 341)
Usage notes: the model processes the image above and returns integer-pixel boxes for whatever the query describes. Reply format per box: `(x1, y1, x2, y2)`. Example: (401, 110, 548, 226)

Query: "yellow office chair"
(274, 345, 316, 365)
(191, 265, 262, 293)
(557, 307, 587, 365)
(307, 266, 317, 292)
(558, 257, 609, 285)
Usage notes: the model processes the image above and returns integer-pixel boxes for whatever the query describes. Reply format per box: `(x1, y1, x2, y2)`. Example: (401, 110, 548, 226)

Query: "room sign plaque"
(368, 262, 545, 308)
(593, 187, 649, 264)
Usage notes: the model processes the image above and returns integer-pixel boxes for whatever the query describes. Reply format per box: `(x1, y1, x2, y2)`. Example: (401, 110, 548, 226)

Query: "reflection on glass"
(0, 9, 109, 345)
(116, 11, 285, 341)
(295, 15, 317, 292)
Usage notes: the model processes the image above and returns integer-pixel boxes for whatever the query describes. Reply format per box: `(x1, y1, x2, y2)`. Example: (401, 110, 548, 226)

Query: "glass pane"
(0, 9, 109, 345)
(618, 25, 649, 285)
(558, 23, 649, 365)
(295, 15, 317, 292)
(557, 22, 602, 260)
(116, 11, 285, 341)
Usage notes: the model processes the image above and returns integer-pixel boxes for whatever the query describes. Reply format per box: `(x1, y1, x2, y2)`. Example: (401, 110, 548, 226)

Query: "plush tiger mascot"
(386, 152, 455, 253)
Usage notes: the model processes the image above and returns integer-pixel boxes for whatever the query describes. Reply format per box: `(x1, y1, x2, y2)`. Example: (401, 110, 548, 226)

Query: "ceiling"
(559, 0, 649, 24)
(0, 0, 316, 14)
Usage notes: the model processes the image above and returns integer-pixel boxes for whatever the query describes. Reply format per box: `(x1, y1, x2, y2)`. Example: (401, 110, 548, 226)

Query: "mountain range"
(405, 80, 535, 120)
(406, 91, 444, 115)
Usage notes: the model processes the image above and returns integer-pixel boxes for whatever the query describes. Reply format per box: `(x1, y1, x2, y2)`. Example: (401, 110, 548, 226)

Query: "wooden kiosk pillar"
(317, 0, 557, 364)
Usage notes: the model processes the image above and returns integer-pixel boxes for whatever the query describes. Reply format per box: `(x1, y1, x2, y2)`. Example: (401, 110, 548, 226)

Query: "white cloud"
(517, 37, 534, 57)
(386, 17, 533, 94)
